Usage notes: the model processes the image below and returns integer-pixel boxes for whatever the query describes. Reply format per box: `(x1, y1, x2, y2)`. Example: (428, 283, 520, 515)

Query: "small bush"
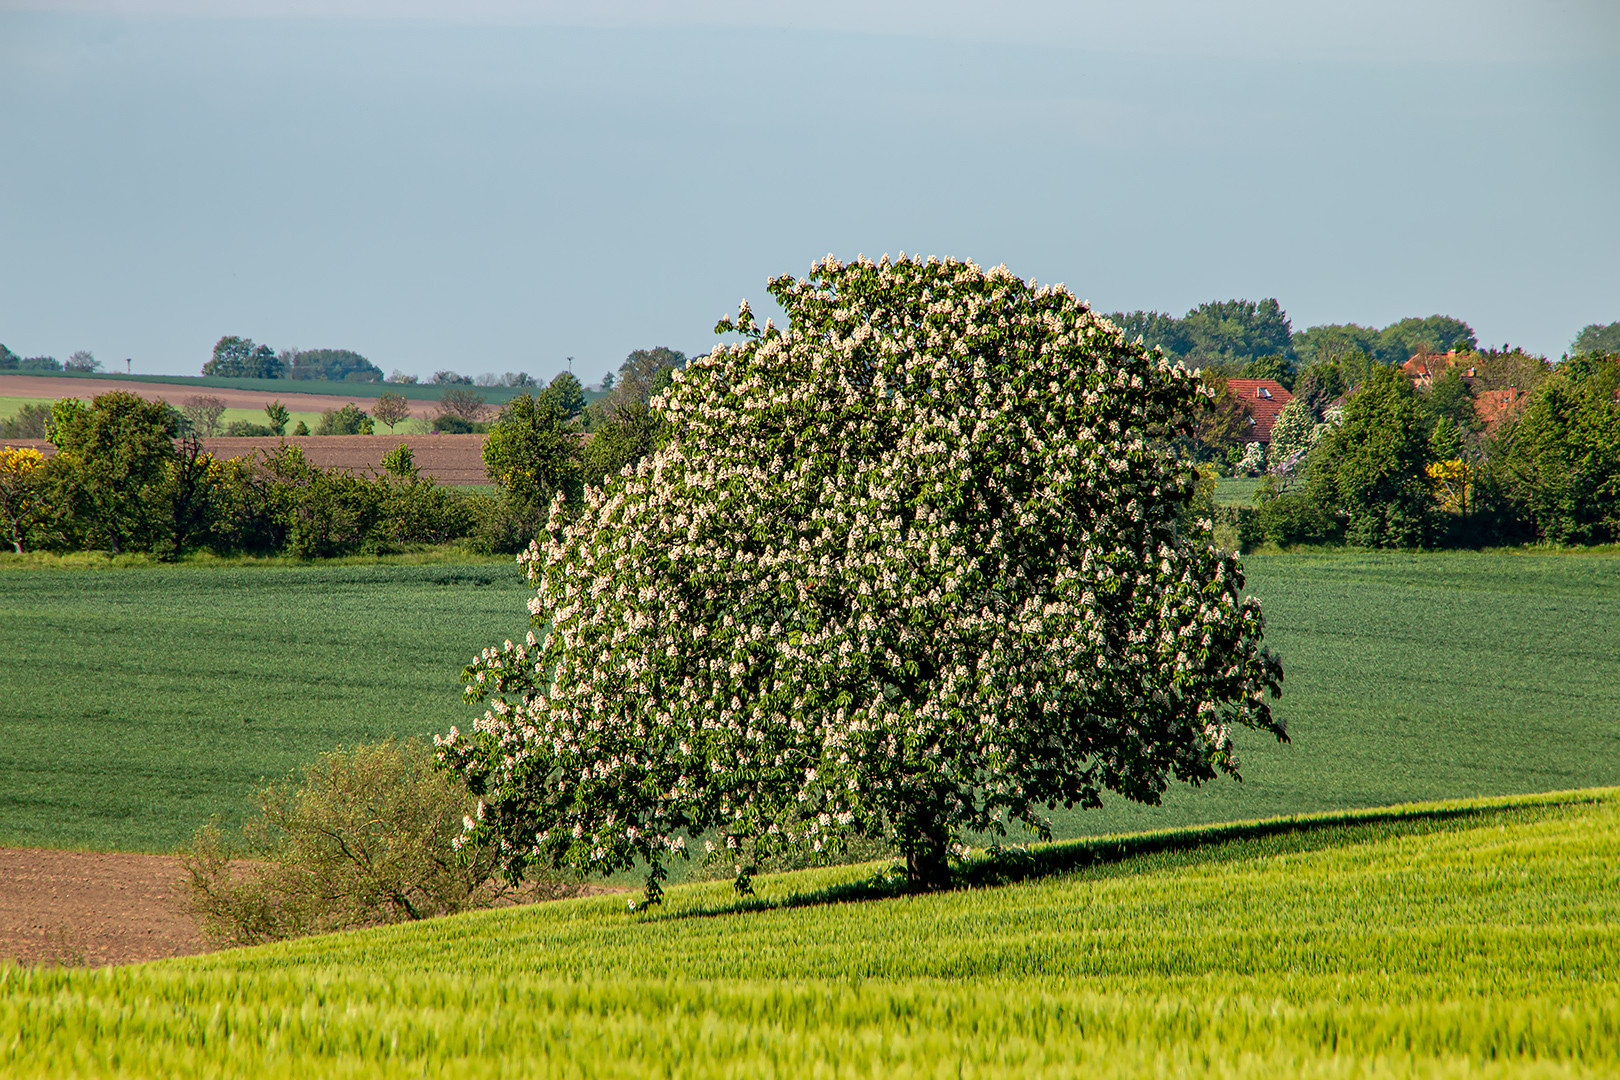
(1255, 490, 1339, 547)
(314, 404, 373, 436)
(182, 738, 577, 947)
(224, 421, 275, 437)
(431, 414, 474, 434)
(0, 402, 52, 439)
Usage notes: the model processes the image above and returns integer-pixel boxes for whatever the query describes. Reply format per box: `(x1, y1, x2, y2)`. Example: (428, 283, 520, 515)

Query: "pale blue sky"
(1, 1, 1616, 384)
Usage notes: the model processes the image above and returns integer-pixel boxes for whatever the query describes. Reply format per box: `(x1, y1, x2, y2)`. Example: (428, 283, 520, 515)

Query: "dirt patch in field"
(0, 846, 630, 968)
(0, 848, 207, 967)
(2, 434, 491, 486)
(1, 374, 397, 415)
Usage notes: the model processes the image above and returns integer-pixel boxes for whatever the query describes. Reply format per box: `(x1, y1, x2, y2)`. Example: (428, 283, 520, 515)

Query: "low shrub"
(223, 421, 275, 437)
(182, 738, 577, 947)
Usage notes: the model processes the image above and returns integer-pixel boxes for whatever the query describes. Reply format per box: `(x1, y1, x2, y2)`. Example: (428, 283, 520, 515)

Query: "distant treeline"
(0, 347, 686, 558)
(1211, 348, 1620, 550)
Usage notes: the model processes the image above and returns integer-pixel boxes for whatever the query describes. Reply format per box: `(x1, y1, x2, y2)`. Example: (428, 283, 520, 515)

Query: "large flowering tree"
(439, 255, 1284, 900)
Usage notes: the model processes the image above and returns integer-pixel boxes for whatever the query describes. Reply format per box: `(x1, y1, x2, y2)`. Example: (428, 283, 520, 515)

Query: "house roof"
(1226, 378, 1294, 443)
(1474, 387, 1527, 433)
(1401, 350, 1462, 384)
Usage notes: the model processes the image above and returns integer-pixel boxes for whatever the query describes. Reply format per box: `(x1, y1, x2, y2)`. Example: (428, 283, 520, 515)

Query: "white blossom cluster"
(437, 255, 1284, 894)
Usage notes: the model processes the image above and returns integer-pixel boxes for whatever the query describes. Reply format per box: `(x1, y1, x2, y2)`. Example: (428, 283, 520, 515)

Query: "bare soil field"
(0, 374, 395, 415)
(0, 846, 627, 969)
(2, 434, 490, 485)
(0, 848, 206, 967)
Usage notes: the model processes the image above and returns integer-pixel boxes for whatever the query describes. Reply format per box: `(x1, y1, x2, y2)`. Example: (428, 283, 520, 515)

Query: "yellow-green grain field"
(6, 789, 1617, 1078)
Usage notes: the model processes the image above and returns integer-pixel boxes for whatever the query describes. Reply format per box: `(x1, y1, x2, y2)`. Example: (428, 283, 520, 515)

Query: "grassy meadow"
(5, 788, 1617, 1077)
(2, 549, 1619, 853)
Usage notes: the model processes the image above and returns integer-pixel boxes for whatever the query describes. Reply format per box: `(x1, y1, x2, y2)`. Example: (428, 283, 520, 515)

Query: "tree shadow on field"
(652, 787, 1615, 922)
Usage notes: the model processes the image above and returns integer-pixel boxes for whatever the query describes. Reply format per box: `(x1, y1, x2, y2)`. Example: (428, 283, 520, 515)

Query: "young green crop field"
(5, 789, 1617, 1078)
(0, 559, 534, 851)
(2, 550, 1618, 853)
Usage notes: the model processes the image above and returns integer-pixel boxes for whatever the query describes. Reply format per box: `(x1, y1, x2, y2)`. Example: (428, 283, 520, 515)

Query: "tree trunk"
(900, 807, 952, 891)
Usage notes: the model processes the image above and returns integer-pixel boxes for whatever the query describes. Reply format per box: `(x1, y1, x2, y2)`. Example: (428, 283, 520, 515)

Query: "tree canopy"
(1108, 299, 1294, 375)
(1570, 322, 1620, 357)
(203, 337, 283, 379)
(440, 255, 1285, 902)
(288, 349, 384, 383)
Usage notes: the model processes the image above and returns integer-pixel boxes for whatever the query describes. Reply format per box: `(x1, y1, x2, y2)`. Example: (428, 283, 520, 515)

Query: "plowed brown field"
(2, 434, 490, 486)
(0, 848, 207, 967)
(0, 374, 391, 414)
(0, 847, 626, 968)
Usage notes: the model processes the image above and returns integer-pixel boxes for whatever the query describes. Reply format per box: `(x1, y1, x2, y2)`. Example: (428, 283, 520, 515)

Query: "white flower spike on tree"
(438, 254, 1285, 903)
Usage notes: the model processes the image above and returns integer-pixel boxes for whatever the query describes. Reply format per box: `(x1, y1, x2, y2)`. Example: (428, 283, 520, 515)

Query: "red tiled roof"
(1226, 378, 1294, 443)
(1401, 351, 1461, 384)
(1474, 388, 1527, 433)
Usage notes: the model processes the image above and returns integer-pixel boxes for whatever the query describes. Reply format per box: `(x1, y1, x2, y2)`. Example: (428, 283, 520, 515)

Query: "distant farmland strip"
(0, 433, 491, 486)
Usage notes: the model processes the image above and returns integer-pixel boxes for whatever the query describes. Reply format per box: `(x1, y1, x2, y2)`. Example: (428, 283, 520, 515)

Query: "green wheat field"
(4, 789, 1617, 1077)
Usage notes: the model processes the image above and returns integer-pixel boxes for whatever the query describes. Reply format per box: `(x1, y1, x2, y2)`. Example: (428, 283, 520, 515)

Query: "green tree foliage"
(264, 400, 290, 436)
(615, 347, 687, 403)
(1180, 299, 1295, 371)
(1184, 373, 1251, 464)
(1493, 363, 1620, 545)
(0, 348, 64, 372)
(0, 402, 52, 439)
(203, 336, 283, 379)
(313, 403, 373, 435)
(1425, 366, 1479, 431)
(1373, 316, 1477, 366)
(1238, 353, 1295, 389)
(582, 399, 664, 488)
(1307, 366, 1436, 547)
(43, 392, 179, 554)
(1107, 301, 1293, 374)
(224, 421, 274, 437)
(65, 350, 100, 373)
(1570, 322, 1620, 357)
(584, 346, 687, 433)
(1105, 310, 1189, 357)
(1292, 362, 1348, 419)
(288, 349, 384, 383)
(1292, 323, 1378, 366)
(1467, 346, 1551, 394)
(441, 256, 1284, 900)
(432, 371, 473, 386)
(547, 371, 585, 420)
(482, 391, 582, 511)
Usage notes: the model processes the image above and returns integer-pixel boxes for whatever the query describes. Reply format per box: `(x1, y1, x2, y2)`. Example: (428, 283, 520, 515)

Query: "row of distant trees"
(1127, 303, 1618, 471)
(199, 334, 647, 393)
(1109, 304, 1619, 387)
(200, 337, 388, 382)
(0, 344, 101, 373)
(1224, 348, 1620, 549)
(0, 345, 689, 557)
